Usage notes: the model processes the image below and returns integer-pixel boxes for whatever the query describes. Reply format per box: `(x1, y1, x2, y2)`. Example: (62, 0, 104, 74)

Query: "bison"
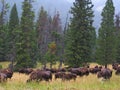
(68, 67, 89, 77)
(68, 68, 82, 76)
(27, 70, 52, 82)
(55, 72, 65, 80)
(59, 68, 66, 72)
(89, 66, 101, 74)
(0, 73, 7, 82)
(18, 68, 33, 75)
(97, 68, 112, 80)
(115, 67, 120, 75)
(0, 68, 13, 79)
(112, 63, 119, 70)
(62, 73, 77, 81)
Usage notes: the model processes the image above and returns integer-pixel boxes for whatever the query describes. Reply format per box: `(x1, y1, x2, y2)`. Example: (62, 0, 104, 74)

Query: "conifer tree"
(65, 0, 95, 67)
(15, 0, 36, 70)
(115, 14, 120, 63)
(0, 0, 9, 61)
(96, 0, 115, 67)
(8, 3, 19, 69)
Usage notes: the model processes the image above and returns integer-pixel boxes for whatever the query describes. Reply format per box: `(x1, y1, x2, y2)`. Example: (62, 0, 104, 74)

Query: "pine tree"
(65, 0, 95, 67)
(116, 35, 120, 63)
(0, 0, 9, 61)
(15, 0, 36, 70)
(96, 0, 115, 67)
(115, 14, 120, 63)
(8, 3, 19, 69)
(90, 27, 96, 62)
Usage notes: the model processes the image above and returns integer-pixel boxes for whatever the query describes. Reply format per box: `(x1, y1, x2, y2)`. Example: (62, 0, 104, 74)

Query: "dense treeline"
(0, 0, 120, 70)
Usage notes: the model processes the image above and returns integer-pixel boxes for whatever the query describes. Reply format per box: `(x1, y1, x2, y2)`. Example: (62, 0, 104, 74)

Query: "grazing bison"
(115, 67, 120, 75)
(80, 67, 89, 76)
(62, 73, 77, 81)
(0, 73, 7, 82)
(97, 68, 112, 80)
(55, 72, 65, 80)
(68, 68, 82, 76)
(28, 70, 38, 82)
(89, 66, 101, 74)
(112, 63, 119, 70)
(0, 68, 13, 79)
(68, 67, 89, 76)
(27, 70, 52, 82)
(39, 71, 52, 81)
(18, 68, 33, 75)
(58, 68, 66, 72)
(50, 68, 58, 73)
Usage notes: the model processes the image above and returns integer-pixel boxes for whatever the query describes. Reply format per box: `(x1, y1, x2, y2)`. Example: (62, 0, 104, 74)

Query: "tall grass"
(0, 71, 120, 90)
(0, 62, 120, 90)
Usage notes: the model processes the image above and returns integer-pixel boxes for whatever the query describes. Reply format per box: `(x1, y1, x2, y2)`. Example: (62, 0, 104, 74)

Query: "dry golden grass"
(0, 62, 120, 90)
(0, 70, 120, 90)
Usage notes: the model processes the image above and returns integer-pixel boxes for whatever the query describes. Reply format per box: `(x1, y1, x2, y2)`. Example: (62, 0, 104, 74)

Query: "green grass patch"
(0, 61, 10, 68)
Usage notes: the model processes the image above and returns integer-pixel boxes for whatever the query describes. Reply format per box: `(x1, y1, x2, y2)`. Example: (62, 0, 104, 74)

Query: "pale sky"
(65, 0, 120, 30)
(66, 0, 75, 3)
(5, 0, 120, 30)
(66, 0, 119, 13)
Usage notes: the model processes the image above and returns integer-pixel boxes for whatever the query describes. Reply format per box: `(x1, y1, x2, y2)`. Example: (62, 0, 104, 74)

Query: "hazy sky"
(7, 0, 120, 14)
(65, 0, 120, 29)
(5, 0, 120, 30)
(70, 0, 119, 13)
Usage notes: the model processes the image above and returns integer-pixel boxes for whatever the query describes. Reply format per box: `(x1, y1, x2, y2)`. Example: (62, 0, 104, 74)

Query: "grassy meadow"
(0, 62, 120, 90)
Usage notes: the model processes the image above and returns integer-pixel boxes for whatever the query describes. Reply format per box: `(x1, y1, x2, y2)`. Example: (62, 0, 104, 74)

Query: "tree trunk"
(105, 64, 107, 68)
(58, 59, 62, 69)
(43, 63, 46, 70)
(50, 63, 52, 69)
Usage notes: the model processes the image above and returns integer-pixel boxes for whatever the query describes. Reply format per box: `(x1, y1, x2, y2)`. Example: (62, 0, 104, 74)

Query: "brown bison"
(50, 68, 59, 73)
(89, 66, 102, 74)
(0, 73, 7, 82)
(58, 68, 66, 72)
(62, 73, 77, 81)
(55, 72, 65, 80)
(0, 68, 13, 79)
(112, 63, 119, 70)
(80, 67, 89, 76)
(18, 68, 33, 75)
(68, 67, 89, 76)
(27, 70, 52, 82)
(115, 67, 120, 75)
(97, 68, 112, 80)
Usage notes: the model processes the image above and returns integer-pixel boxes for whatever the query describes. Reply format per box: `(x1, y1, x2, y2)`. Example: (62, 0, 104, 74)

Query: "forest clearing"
(1, 0, 120, 90)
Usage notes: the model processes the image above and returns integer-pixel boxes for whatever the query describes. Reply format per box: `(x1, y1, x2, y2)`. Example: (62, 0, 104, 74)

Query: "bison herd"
(0, 63, 120, 83)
